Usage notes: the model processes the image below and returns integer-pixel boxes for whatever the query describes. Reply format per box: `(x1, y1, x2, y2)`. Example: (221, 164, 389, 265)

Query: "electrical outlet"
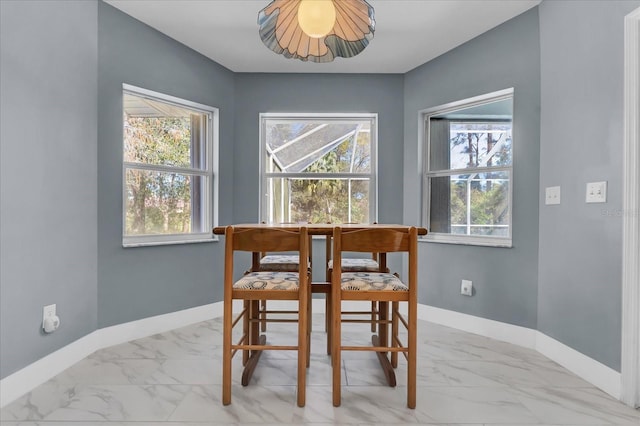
(545, 186, 561, 205)
(42, 304, 56, 328)
(461, 280, 473, 296)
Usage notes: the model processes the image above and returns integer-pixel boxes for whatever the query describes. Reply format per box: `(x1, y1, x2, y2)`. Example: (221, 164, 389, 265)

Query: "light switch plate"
(586, 181, 607, 203)
(545, 186, 561, 205)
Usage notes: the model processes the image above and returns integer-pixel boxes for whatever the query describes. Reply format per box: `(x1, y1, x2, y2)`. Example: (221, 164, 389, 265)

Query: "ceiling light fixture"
(258, 0, 375, 63)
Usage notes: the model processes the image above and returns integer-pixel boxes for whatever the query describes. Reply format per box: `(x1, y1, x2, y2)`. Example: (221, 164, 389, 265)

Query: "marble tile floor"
(1, 313, 638, 426)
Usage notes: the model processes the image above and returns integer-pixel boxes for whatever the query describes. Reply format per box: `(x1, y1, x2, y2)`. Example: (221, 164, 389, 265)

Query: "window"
(260, 113, 377, 224)
(122, 84, 218, 246)
(422, 89, 513, 247)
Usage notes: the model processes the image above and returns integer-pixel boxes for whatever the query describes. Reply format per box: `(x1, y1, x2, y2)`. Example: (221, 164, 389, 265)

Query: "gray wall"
(403, 9, 541, 328)
(0, 0, 98, 378)
(97, 2, 235, 327)
(233, 73, 405, 277)
(537, 0, 640, 371)
(2, 0, 633, 381)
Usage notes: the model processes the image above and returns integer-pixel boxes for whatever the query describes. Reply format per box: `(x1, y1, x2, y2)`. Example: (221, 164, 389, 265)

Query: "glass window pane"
(469, 172, 510, 233)
(125, 168, 205, 235)
(349, 179, 370, 223)
(429, 175, 457, 234)
(123, 93, 206, 169)
(430, 171, 510, 237)
(261, 114, 376, 225)
(428, 97, 512, 172)
(264, 178, 370, 224)
(264, 119, 371, 174)
(449, 122, 512, 170)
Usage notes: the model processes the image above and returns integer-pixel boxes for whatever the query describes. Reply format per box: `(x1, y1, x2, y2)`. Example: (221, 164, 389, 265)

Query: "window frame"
(122, 84, 219, 247)
(421, 88, 514, 248)
(259, 112, 378, 225)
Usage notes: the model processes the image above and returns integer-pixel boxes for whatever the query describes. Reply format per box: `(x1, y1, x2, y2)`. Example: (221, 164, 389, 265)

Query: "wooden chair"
(222, 226, 310, 407)
(325, 222, 389, 354)
(331, 226, 418, 408)
(256, 222, 312, 332)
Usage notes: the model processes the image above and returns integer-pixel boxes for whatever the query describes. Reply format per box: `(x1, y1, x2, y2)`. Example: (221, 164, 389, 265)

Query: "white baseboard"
(419, 304, 621, 400)
(0, 302, 222, 408)
(535, 332, 621, 399)
(417, 304, 538, 349)
(0, 301, 622, 408)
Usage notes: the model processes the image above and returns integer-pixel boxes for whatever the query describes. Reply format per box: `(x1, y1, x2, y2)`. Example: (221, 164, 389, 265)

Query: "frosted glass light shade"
(258, 0, 375, 63)
(298, 0, 336, 38)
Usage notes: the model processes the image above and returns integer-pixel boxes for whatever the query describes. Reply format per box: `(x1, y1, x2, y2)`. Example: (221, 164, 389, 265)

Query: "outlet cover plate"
(461, 280, 473, 296)
(545, 186, 561, 205)
(43, 304, 56, 327)
(586, 181, 607, 203)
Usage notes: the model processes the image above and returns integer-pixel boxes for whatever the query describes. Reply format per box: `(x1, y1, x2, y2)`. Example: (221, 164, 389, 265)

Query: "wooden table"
(213, 222, 427, 236)
(213, 223, 427, 386)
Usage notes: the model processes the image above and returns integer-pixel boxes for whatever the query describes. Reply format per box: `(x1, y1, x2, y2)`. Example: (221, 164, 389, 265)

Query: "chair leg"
(242, 300, 250, 366)
(371, 301, 377, 332)
(260, 300, 267, 332)
(325, 295, 330, 333)
(297, 290, 309, 407)
(331, 297, 341, 406)
(408, 300, 417, 409)
(222, 296, 233, 405)
(325, 266, 331, 333)
(307, 290, 312, 367)
(378, 301, 389, 356)
(250, 300, 260, 358)
(325, 294, 332, 355)
(391, 301, 399, 368)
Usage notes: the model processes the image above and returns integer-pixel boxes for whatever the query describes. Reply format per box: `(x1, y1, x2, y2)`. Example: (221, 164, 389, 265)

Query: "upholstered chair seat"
(339, 272, 408, 291)
(328, 258, 380, 272)
(234, 271, 300, 290)
(259, 254, 300, 272)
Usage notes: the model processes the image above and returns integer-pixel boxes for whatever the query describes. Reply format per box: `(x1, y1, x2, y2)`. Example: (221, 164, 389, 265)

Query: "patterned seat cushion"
(259, 255, 299, 272)
(234, 271, 300, 291)
(340, 272, 407, 291)
(328, 258, 380, 272)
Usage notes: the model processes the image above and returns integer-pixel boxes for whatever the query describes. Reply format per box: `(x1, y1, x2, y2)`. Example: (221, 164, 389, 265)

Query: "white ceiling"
(105, 0, 541, 74)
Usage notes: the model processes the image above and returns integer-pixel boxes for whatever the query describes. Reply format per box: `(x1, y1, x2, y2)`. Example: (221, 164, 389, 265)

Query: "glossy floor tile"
(2, 313, 638, 425)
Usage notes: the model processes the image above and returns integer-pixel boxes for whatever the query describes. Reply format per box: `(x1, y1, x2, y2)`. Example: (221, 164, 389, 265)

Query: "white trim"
(121, 83, 219, 248)
(258, 112, 378, 224)
(424, 233, 512, 248)
(0, 302, 222, 408)
(122, 83, 216, 114)
(418, 305, 621, 400)
(420, 88, 515, 248)
(418, 88, 515, 117)
(96, 303, 222, 348)
(123, 232, 216, 248)
(417, 304, 537, 349)
(536, 332, 621, 400)
(0, 302, 623, 409)
(621, 5, 640, 409)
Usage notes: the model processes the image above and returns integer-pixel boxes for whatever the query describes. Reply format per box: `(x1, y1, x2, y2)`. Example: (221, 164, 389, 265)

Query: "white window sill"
(123, 233, 218, 248)
(422, 233, 512, 248)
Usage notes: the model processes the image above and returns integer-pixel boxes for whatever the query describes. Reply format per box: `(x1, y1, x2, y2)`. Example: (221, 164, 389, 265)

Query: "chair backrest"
(326, 222, 380, 261)
(332, 226, 417, 273)
(225, 226, 309, 281)
(256, 222, 313, 268)
(226, 226, 308, 253)
(334, 227, 416, 254)
(332, 227, 418, 295)
(258, 222, 311, 255)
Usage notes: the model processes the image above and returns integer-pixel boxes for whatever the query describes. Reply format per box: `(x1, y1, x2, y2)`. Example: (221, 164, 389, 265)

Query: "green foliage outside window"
(124, 116, 194, 235)
(265, 122, 372, 224)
